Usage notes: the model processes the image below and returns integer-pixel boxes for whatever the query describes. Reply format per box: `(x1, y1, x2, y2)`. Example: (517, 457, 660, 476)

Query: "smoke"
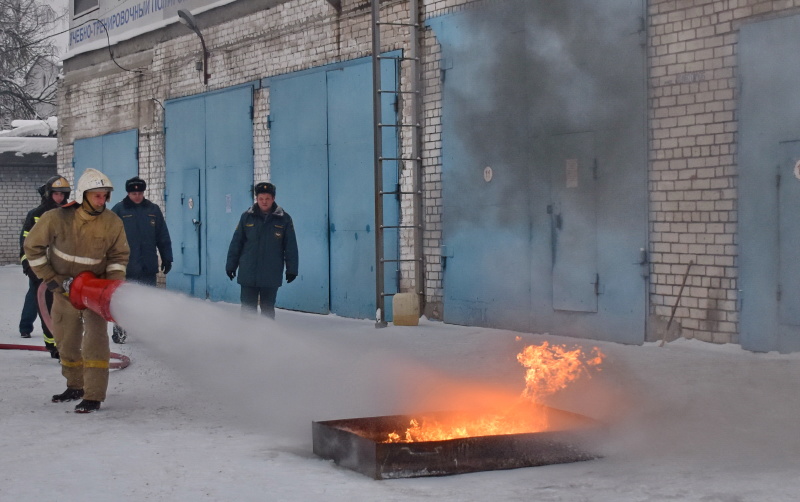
(110, 284, 526, 445)
(441, 0, 644, 226)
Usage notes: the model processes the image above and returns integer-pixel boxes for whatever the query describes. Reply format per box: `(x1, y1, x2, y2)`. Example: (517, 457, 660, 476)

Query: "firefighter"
(24, 168, 129, 414)
(226, 182, 298, 319)
(19, 176, 70, 359)
(110, 176, 173, 344)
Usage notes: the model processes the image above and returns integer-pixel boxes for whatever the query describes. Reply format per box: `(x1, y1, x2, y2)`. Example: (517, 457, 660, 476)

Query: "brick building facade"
(0, 130, 57, 266)
(58, 0, 800, 350)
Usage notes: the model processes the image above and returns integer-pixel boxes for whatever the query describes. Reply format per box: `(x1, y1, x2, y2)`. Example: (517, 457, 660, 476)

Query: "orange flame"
(517, 341, 604, 403)
(384, 342, 604, 443)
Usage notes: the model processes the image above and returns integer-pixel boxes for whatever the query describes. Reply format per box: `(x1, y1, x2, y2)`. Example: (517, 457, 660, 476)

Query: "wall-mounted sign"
(794, 159, 800, 180)
(67, 0, 235, 55)
(188, 197, 194, 210)
(483, 166, 493, 182)
(565, 158, 579, 188)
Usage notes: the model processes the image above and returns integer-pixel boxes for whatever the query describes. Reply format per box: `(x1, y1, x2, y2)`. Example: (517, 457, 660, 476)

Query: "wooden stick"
(659, 261, 694, 347)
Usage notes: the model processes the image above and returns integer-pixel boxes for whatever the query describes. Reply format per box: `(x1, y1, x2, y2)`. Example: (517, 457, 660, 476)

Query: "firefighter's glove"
(286, 273, 297, 284)
(46, 276, 72, 295)
(21, 260, 32, 278)
(226, 269, 236, 281)
(161, 261, 172, 274)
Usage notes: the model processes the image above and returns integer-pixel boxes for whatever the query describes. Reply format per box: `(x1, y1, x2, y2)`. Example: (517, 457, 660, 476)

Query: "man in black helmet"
(19, 175, 71, 358)
(110, 176, 173, 343)
(226, 182, 299, 319)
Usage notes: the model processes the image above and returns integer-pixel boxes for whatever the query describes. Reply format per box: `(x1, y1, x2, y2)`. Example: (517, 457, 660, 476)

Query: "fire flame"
(517, 341, 604, 403)
(384, 341, 604, 443)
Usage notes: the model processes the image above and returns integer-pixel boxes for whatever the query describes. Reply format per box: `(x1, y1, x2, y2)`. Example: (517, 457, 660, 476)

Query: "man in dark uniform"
(226, 182, 299, 319)
(110, 176, 173, 343)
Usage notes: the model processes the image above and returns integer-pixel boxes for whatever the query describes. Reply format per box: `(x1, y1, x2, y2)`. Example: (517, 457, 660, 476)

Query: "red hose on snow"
(0, 281, 130, 370)
(0, 343, 130, 369)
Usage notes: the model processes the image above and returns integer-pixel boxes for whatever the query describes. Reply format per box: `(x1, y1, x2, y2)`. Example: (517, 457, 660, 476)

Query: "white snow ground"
(1, 263, 799, 501)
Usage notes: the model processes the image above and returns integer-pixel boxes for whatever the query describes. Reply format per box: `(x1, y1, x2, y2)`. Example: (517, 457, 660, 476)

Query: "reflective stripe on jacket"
(24, 203, 130, 286)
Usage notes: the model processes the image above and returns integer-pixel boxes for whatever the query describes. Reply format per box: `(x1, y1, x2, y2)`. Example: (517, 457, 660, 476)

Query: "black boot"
(49, 347, 60, 360)
(20, 332, 31, 338)
(112, 325, 127, 344)
(74, 400, 101, 413)
(52, 388, 83, 403)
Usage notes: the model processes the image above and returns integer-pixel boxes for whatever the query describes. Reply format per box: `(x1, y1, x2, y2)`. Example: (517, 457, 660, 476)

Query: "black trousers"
(19, 275, 55, 347)
(240, 286, 279, 319)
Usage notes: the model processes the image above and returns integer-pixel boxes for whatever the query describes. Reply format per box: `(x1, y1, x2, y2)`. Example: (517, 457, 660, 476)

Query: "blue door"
(165, 94, 206, 297)
(327, 60, 399, 319)
(164, 85, 254, 301)
(548, 132, 598, 313)
(779, 143, 800, 349)
(181, 168, 201, 276)
(430, 0, 647, 343)
(739, 14, 800, 352)
(73, 129, 138, 203)
(270, 56, 400, 319)
(205, 87, 255, 303)
(270, 71, 330, 314)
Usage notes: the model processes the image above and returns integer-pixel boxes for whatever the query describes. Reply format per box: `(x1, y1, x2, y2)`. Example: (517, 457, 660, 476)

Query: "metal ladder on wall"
(371, 0, 423, 327)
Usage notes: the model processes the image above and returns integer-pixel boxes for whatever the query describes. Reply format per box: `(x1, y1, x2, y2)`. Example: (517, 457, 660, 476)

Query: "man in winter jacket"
(24, 168, 129, 414)
(19, 176, 70, 359)
(226, 182, 298, 319)
(110, 176, 173, 344)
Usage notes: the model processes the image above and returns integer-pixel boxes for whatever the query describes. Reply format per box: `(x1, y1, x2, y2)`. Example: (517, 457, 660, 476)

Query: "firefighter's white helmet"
(75, 168, 114, 203)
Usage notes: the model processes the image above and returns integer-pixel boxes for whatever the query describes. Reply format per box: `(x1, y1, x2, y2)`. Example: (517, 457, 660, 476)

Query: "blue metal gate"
(779, 143, 800, 345)
(328, 59, 399, 319)
(270, 71, 330, 314)
(73, 129, 139, 202)
(270, 56, 399, 319)
(739, 14, 800, 352)
(164, 84, 254, 301)
(430, 0, 647, 343)
(548, 132, 598, 313)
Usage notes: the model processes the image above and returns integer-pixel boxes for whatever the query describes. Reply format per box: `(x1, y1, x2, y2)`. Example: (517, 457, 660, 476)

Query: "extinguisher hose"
(0, 282, 130, 370)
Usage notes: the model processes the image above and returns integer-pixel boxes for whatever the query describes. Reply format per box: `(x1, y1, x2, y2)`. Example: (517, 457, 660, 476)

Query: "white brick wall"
(59, 0, 797, 342)
(60, 0, 441, 309)
(647, 0, 800, 344)
(0, 164, 58, 265)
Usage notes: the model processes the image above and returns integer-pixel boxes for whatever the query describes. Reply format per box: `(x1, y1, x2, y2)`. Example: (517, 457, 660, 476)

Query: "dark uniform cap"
(125, 176, 147, 193)
(254, 182, 276, 197)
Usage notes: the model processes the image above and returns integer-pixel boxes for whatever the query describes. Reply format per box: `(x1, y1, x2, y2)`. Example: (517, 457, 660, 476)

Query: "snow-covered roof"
(1, 117, 58, 138)
(0, 118, 58, 157)
(0, 137, 57, 157)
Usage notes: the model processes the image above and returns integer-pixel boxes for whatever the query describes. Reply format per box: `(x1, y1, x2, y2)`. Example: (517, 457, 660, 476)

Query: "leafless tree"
(0, 0, 63, 125)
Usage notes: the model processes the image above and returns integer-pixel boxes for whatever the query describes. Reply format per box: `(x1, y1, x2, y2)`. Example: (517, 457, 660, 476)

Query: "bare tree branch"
(0, 0, 61, 125)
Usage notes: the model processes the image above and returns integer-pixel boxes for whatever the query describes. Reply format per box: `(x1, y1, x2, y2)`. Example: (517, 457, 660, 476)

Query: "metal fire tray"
(312, 407, 602, 479)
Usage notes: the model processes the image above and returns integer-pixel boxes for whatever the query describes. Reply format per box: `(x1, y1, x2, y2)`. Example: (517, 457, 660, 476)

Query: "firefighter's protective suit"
(24, 169, 129, 402)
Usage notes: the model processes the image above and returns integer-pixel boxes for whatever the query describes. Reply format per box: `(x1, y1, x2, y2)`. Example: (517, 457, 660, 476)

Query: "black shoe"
(20, 332, 31, 338)
(74, 400, 101, 413)
(112, 325, 127, 344)
(52, 388, 83, 403)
